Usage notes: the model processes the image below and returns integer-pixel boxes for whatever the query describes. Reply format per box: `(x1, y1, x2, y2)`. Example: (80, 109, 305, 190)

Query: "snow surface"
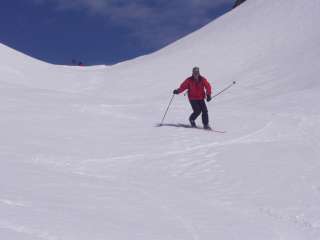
(1, 0, 320, 239)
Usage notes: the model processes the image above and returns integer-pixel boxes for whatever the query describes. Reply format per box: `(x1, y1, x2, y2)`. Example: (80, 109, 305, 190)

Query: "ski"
(177, 123, 226, 133)
(156, 123, 226, 133)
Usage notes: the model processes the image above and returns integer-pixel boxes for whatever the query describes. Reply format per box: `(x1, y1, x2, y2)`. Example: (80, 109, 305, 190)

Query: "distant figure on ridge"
(233, 0, 247, 9)
(173, 67, 212, 130)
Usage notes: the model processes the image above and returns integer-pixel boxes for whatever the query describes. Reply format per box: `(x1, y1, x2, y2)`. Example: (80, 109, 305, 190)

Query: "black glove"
(206, 95, 212, 102)
(173, 89, 179, 94)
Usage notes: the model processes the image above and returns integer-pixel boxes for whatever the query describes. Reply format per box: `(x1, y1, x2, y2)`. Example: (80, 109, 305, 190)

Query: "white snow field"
(1, 0, 320, 239)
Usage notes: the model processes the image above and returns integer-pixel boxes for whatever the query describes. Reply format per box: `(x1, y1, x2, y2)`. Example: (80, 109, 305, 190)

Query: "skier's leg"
(189, 100, 201, 125)
(200, 100, 209, 126)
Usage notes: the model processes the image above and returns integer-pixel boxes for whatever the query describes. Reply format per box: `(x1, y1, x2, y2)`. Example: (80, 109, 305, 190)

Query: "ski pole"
(211, 81, 236, 100)
(159, 94, 175, 126)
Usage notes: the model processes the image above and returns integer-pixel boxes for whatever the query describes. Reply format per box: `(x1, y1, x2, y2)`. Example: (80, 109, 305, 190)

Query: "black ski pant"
(189, 99, 209, 125)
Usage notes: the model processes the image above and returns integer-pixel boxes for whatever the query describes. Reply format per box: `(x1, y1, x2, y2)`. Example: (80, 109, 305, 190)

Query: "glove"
(206, 95, 212, 102)
(173, 89, 179, 94)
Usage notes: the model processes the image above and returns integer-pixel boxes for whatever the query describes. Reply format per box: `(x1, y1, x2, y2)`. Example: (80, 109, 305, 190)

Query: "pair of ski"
(157, 123, 226, 133)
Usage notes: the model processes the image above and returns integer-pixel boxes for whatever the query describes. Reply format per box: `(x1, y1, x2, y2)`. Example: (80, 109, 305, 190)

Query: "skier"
(173, 67, 212, 129)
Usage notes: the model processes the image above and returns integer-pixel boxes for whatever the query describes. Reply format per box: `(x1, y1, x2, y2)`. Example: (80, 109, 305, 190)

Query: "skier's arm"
(204, 79, 212, 96)
(178, 79, 190, 94)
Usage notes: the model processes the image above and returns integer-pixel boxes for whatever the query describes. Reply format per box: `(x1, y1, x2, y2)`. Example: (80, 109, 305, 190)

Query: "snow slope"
(1, 0, 320, 239)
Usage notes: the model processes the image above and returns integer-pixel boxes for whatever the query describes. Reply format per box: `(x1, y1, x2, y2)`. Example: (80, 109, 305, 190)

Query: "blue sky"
(0, 0, 234, 65)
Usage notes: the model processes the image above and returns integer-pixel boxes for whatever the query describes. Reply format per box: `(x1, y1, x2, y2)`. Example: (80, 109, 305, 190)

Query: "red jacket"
(178, 76, 212, 100)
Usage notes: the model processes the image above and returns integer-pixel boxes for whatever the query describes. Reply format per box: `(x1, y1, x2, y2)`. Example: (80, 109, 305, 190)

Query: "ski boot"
(203, 124, 212, 130)
(189, 119, 196, 128)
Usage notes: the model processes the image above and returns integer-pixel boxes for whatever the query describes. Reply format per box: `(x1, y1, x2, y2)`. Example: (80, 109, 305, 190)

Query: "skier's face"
(193, 70, 200, 78)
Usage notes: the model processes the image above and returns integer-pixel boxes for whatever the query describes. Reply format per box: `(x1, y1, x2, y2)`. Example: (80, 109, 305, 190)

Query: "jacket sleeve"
(178, 79, 189, 93)
(204, 78, 212, 96)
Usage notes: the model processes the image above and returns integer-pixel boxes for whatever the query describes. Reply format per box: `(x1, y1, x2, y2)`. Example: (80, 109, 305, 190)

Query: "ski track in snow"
(0, 220, 58, 240)
(0, 199, 26, 207)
